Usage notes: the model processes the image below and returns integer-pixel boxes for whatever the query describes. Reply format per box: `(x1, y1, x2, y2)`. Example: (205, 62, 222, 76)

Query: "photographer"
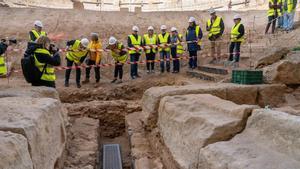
(32, 36, 61, 88)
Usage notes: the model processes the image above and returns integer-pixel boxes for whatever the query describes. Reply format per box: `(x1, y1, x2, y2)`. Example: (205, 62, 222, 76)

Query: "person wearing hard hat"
(106, 36, 128, 84)
(29, 20, 47, 42)
(64, 38, 89, 88)
(206, 8, 225, 64)
(0, 38, 17, 76)
(186, 17, 203, 70)
(228, 14, 245, 68)
(82, 33, 103, 85)
(128, 26, 142, 79)
(143, 26, 157, 73)
(158, 25, 171, 73)
(265, 0, 281, 34)
(170, 27, 183, 73)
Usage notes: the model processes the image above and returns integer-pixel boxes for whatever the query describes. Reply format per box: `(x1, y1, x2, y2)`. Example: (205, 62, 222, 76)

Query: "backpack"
(21, 42, 47, 83)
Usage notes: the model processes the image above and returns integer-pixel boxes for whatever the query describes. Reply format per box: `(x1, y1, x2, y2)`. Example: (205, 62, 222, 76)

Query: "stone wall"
(0, 87, 68, 169)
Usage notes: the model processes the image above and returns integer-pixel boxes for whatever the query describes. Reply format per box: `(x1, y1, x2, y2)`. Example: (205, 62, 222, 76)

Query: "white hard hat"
(109, 36, 117, 45)
(234, 14, 241, 20)
(171, 27, 177, 32)
(34, 20, 43, 28)
(132, 26, 139, 32)
(148, 26, 154, 30)
(160, 25, 167, 30)
(80, 38, 89, 48)
(208, 8, 216, 14)
(188, 17, 196, 23)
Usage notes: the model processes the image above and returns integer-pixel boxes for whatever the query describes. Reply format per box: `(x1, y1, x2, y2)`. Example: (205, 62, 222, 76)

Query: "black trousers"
(65, 58, 81, 85)
(32, 80, 55, 88)
(171, 47, 180, 72)
(114, 63, 123, 79)
(188, 50, 198, 69)
(85, 59, 100, 81)
(146, 52, 155, 71)
(265, 15, 277, 34)
(229, 42, 241, 62)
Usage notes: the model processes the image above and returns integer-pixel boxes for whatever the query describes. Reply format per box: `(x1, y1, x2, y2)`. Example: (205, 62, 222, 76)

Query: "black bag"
(21, 44, 47, 83)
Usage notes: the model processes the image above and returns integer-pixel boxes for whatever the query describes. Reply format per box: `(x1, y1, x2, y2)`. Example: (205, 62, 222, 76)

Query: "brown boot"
(82, 79, 90, 84)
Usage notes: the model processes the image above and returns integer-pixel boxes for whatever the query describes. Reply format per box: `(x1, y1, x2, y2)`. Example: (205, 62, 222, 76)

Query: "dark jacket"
(31, 49, 61, 88)
(186, 24, 203, 51)
(0, 42, 8, 56)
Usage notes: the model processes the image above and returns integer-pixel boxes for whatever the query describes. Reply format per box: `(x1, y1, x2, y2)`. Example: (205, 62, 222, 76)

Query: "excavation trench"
(60, 77, 184, 169)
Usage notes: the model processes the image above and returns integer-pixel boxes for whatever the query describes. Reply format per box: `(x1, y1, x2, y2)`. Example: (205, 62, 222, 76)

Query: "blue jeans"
(189, 50, 198, 69)
(130, 53, 140, 77)
(277, 15, 283, 28)
(283, 12, 295, 30)
(159, 51, 170, 73)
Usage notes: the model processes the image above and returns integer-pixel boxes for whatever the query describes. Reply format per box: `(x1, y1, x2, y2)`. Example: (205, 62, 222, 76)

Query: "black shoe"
(131, 76, 136, 80)
(64, 82, 69, 87)
(111, 79, 117, 83)
(96, 79, 100, 83)
(77, 84, 81, 88)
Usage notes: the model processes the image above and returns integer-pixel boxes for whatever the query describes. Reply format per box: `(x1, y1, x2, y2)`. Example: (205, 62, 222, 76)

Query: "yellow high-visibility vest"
(158, 33, 170, 52)
(128, 34, 142, 54)
(231, 23, 244, 42)
(111, 43, 128, 63)
(0, 55, 7, 75)
(177, 34, 184, 54)
(207, 17, 222, 38)
(34, 48, 55, 81)
(29, 29, 47, 42)
(143, 34, 157, 54)
(66, 40, 88, 63)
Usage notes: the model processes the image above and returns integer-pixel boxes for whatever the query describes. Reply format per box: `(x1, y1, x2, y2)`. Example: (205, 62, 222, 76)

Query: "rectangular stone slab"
(0, 131, 33, 169)
(0, 97, 67, 169)
(198, 109, 300, 169)
(158, 94, 258, 169)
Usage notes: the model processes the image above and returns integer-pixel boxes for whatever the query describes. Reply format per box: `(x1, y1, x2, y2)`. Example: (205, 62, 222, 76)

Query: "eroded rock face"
(158, 94, 258, 169)
(0, 131, 33, 169)
(255, 47, 289, 68)
(0, 96, 67, 169)
(263, 59, 300, 85)
(198, 109, 300, 169)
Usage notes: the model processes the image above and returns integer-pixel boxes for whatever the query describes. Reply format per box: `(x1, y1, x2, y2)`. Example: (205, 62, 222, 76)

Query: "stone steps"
(187, 69, 228, 82)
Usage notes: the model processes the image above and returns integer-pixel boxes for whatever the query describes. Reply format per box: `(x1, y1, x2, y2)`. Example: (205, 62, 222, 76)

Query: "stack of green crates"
(232, 69, 263, 84)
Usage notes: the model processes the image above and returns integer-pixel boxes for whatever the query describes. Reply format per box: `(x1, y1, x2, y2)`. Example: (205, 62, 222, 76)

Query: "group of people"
(265, 0, 297, 34)
(1, 8, 246, 89)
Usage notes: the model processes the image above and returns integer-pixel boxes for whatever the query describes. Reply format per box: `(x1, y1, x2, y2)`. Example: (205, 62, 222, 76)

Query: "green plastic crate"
(232, 69, 263, 84)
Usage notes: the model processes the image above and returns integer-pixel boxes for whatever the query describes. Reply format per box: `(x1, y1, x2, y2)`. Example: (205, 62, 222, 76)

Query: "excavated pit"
(59, 77, 184, 169)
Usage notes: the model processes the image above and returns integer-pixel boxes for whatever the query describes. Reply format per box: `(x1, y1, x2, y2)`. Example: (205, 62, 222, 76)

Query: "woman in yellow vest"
(29, 20, 47, 42)
(0, 39, 17, 76)
(32, 36, 61, 88)
(158, 25, 171, 73)
(65, 38, 89, 88)
(128, 26, 142, 79)
(82, 33, 102, 84)
(143, 26, 157, 74)
(265, 0, 281, 34)
(206, 8, 225, 64)
(228, 14, 245, 68)
(170, 27, 183, 73)
(107, 37, 128, 84)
